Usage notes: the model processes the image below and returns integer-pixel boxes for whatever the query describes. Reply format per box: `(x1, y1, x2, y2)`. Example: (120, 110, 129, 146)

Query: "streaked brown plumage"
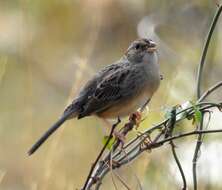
(28, 38, 161, 155)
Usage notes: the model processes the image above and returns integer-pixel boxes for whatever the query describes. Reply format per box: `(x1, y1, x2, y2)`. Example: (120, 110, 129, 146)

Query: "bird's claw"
(130, 111, 142, 129)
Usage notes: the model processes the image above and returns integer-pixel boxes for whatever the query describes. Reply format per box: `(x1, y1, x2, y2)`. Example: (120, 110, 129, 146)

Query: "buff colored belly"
(97, 90, 152, 119)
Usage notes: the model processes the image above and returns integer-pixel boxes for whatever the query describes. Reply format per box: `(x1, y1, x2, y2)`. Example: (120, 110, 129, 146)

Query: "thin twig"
(122, 149, 143, 190)
(110, 151, 119, 190)
(86, 117, 137, 188)
(170, 142, 187, 190)
(198, 81, 222, 102)
(196, 5, 222, 98)
(167, 107, 187, 190)
(82, 118, 121, 190)
(157, 129, 222, 145)
(112, 170, 131, 190)
(105, 150, 132, 190)
(192, 118, 203, 190)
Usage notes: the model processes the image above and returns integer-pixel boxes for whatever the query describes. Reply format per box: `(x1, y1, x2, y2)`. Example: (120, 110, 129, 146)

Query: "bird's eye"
(134, 44, 140, 50)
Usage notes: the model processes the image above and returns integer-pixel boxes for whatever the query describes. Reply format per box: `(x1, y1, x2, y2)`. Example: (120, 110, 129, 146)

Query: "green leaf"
(190, 101, 202, 124)
(102, 136, 115, 150)
(194, 110, 202, 123)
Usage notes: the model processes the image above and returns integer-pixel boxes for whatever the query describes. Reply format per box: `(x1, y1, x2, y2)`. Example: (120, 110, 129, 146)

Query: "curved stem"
(196, 5, 222, 98)
(170, 141, 187, 190)
(198, 81, 222, 102)
(193, 5, 222, 190)
(157, 128, 222, 144)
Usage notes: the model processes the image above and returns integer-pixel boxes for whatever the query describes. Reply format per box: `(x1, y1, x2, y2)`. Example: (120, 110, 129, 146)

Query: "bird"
(28, 38, 161, 155)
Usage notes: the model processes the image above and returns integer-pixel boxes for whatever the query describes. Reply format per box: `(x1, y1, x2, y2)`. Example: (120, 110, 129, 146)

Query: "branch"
(196, 5, 222, 98)
(82, 115, 137, 189)
(82, 118, 121, 189)
(167, 107, 187, 190)
(170, 142, 187, 190)
(81, 100, 222, 189)
(156, 129, 222, 145)
(198, 81, 222, 102)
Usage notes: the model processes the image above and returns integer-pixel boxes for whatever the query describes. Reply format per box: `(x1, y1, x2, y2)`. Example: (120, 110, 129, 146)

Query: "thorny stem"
(193, 5, 222, 190)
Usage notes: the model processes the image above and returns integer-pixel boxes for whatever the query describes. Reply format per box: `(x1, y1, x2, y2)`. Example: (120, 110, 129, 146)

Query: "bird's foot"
(129, 111, 142, 129)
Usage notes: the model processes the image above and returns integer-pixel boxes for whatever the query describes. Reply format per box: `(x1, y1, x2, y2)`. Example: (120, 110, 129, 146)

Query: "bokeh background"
(0, 0, 222, 189)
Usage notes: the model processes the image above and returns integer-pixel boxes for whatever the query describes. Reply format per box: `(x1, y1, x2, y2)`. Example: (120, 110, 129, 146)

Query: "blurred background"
(0, 0, 222, 189)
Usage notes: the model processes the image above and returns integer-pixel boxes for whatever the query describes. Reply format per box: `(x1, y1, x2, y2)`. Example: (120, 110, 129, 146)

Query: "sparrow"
(28, 38, 161, 155)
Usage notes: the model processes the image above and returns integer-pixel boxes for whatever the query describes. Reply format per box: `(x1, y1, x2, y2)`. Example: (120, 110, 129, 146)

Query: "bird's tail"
(28, 110, 75, 156)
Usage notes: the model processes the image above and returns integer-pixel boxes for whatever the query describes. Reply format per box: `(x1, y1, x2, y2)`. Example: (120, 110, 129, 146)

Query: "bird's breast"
(97, 88, 152, 119)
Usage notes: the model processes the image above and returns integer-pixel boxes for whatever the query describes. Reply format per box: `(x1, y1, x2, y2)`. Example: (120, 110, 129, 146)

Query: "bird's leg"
(131, 99, 150, 129)
(129, 111, 142, 129)
(101, 118, 125, 143)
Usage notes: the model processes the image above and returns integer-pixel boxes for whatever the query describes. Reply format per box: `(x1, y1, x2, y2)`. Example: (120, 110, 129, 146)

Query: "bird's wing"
(63, 62, 125, 115)
(77, 64, 145, 118)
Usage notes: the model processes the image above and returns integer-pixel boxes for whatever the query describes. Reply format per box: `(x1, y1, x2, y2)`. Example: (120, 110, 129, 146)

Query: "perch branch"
(82, 118, 121, 190)
(82, 99, 222, 189)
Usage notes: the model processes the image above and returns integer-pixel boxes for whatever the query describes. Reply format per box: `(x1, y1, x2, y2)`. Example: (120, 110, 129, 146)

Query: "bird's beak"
(147, 41, 157, 53)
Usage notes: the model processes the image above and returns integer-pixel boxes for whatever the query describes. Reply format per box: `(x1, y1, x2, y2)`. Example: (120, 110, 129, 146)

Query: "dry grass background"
(0, 0, 222, 189)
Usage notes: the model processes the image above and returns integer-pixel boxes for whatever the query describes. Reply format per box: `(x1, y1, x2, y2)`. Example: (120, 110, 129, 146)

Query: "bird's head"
(125, 38, 157, 63)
